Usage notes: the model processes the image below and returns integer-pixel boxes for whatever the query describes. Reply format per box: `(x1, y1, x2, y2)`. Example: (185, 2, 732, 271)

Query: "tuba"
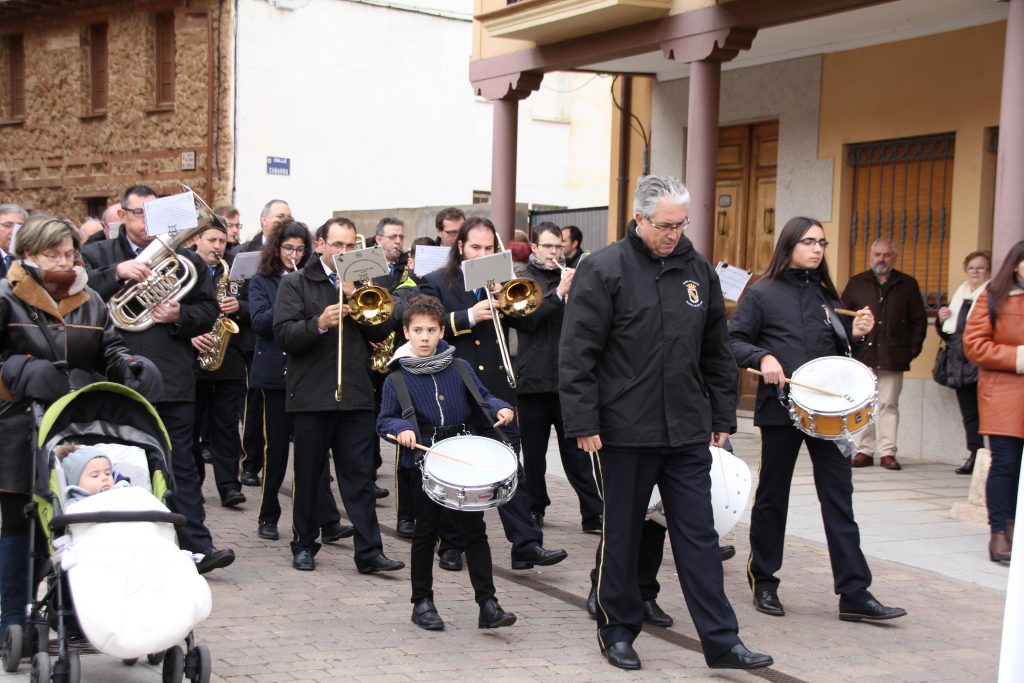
(196, 259, 240, 371)
(108, 187, 223, 331)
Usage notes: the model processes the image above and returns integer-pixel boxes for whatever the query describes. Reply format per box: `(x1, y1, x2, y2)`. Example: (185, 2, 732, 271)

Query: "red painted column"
(685, 60, 721, 260)
(491, 98, 519, 245)
(993, 0, 1024, 270)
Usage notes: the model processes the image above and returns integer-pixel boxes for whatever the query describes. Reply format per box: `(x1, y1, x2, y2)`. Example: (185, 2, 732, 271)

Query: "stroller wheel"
(30, 651, 49, 683)
(147, 651, 165, 665)
(123, 658, 138, 666)
(61, 650, 80, 683)
(162, 645, 184, 683)
(186, 644, 211, 683)
(2, 625, 23, 672)
(34, 624, 49, 655)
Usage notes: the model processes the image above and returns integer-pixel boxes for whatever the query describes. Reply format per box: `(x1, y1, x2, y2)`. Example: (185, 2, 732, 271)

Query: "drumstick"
(834, 308, 861, 317)
(384, 434, 473, 466)
(745, 368, 852, 401)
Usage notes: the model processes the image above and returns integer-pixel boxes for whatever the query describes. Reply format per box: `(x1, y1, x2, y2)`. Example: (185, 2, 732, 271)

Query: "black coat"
(512, 261, 568, 395)
(248, 273, 287, 390)
(0, 263, 136, 492)
(272, 258, 393, 413)
(841, 269, 927, 371)
(418, 265, 552, 406)
(81, 231, 219, 402)
(729, 268, 854, 426)
(558, 224, 737, 448)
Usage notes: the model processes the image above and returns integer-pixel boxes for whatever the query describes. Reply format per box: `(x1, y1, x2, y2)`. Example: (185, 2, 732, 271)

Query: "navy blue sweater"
(377, 353, 512, 466)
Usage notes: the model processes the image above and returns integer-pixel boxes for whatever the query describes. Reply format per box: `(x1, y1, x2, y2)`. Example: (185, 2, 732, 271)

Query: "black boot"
(0, 536, 30, 634)
(955, 451, 976, 475)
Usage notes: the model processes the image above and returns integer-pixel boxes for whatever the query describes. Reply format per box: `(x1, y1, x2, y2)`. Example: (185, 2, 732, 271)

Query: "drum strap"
(822, 301, 852, 357)
(389, 370, 417, 422)
(454, 361, 511, 445)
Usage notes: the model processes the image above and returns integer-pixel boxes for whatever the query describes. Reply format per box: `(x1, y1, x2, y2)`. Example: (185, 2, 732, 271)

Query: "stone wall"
(0, 0, 233, 220)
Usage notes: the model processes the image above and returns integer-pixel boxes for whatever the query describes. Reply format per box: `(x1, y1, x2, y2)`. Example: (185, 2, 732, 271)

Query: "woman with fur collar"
(0, 214, 160, 639)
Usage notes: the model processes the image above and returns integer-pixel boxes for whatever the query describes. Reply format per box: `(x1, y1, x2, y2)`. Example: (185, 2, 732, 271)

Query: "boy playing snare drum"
(377, 295, 517, 631)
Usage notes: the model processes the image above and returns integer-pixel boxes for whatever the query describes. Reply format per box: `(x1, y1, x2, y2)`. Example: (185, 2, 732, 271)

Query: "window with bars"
(87, 23, 108, 114)
(848, 133, 954, 311)
(8, 34, 26, 119)
(154, 12, 176, 107)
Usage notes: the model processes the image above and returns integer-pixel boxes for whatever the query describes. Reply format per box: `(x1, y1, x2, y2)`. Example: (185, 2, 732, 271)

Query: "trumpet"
(485, 232, 542, 388)
(108, 186, 222, 331)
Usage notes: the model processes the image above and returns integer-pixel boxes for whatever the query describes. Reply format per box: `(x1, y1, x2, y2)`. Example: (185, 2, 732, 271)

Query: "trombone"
(484, 232, 542, 388)
(333, 235, 394, 401)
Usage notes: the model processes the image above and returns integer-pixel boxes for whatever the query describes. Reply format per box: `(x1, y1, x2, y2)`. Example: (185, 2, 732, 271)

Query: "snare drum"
(788, 356, 877, 441)
(646, 447, 752, 537)
(420, 434, 518, 511)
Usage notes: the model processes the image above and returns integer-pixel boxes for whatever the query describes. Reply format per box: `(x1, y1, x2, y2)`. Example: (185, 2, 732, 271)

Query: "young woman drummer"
(729, 216, 907, 623)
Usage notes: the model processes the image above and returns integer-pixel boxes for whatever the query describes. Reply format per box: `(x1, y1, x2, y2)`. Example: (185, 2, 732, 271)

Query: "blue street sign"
(266, 156, 291, 176)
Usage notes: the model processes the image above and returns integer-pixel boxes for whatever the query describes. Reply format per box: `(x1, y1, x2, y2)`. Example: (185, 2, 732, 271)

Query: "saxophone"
(197, 259, 240, 372)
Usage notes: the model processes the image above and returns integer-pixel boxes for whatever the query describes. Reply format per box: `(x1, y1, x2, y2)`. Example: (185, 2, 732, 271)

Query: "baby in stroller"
(55, 444, 126, 505)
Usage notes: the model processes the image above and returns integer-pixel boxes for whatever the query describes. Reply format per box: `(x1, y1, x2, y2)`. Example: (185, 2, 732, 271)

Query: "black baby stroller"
(1, 382, 212, 683)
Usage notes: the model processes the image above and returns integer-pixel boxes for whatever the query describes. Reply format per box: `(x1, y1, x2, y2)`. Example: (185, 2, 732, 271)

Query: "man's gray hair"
(374, 217, 404, 237)
(871, 237, 897, 256)
(0, 203, 27, 221)
(261, 199, 287, 218)
(632, 176, 690, 219)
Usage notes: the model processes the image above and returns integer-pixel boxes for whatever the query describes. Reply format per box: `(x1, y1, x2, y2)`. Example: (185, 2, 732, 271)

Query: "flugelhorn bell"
(497, 278, 542, 317)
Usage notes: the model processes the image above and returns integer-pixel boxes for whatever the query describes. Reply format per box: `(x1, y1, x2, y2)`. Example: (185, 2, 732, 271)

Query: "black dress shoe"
(373, 484, 389, 499)
(581, 516, 602, 534)
(642, 599, 673, 627)
(220, 489, 246, 507)
(240, 471, 261, 487)
(257, 520, 279, 540)
(357, 554, 405, 574)
(839, 598, 907, 622)
(530, 511, 544, 529)
(955, 451, 977, 475)
(438, 549, 463, 571)
(510, 545, 568, 570)
(320, 522, 355, 543)
(708, 643, 773, 670)
(586, 583, 597, 619)
(411, 599, 444, 630)
(396, 519, 415, 539)
(195, 547, 235, 575)
(292, 549, 315, 571)
(478, 598, 516, 628)
(719, 545, 736, 561)
(753, 590, 785, 616)
(603, 642, 641, 670)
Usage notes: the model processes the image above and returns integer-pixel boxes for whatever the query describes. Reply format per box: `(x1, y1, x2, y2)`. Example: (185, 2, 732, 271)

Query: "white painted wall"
(234, 0, 611, 239)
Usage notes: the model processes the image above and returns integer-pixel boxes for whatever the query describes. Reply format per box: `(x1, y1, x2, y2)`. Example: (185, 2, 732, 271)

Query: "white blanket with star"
(57, 486, 212, 658)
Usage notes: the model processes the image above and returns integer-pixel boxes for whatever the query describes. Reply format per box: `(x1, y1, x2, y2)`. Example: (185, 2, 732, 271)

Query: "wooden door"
(713, 121, 778, 411)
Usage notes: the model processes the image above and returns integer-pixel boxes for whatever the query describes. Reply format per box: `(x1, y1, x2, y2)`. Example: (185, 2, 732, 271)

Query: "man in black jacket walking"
(559, 175, 771, 672)
(81, 184, 235, 575)
(273, 219, 404, 574)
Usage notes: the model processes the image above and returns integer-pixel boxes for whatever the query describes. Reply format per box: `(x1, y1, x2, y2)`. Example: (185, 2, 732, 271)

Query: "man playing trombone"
(272, 218, 404, 574)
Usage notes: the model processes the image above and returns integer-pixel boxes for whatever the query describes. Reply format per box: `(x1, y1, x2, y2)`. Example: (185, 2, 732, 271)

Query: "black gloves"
(0, 355, 70, 404)
(121, 355, 164, 402)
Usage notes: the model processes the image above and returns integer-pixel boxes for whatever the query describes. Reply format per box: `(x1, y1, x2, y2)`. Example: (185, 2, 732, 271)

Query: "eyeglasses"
(966, 266, 989, 273)
(0, 222, 22, 231)
(325, 241, 355, 251)
(280, 245, 306, 254)
(36, 249, 79, 264)
(645, 216, 691, 233)
(226, 222, 242, 229)
(122, 207, 147, 217)
(797, 238, 829, 249)
(537, 243, 563, 250)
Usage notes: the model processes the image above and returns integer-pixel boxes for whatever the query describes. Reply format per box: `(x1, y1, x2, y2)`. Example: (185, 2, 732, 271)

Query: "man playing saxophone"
(190, 221, 248, 508)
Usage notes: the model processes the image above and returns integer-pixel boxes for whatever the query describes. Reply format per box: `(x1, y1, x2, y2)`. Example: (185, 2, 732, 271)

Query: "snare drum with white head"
(646, 446, 752, 537)
(787, 356, 877, 440)
(420, 434, 518, 511)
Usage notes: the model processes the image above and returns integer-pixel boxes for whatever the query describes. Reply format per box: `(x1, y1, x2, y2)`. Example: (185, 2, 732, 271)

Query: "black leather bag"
(932, 344, 950, 386)
(933, 339, 978, 388)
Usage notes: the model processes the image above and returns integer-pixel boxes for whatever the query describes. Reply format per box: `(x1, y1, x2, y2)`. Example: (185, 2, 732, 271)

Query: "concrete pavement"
(2, 430, 1009, 682)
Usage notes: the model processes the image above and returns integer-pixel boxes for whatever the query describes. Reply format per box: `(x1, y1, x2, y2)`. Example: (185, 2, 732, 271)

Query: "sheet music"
(715, 261, 753, 301)
(413, 245, 450, 277)
(143, 191, 198, 236)
(333, 246, 389, 283)
(462, 251, 514, 291)
(228, 252, 260, 281)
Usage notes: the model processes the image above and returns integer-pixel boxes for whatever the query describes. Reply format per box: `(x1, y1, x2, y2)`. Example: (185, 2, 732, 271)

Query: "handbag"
(932, 344, 950, 386)
(933, 338, 979, 388)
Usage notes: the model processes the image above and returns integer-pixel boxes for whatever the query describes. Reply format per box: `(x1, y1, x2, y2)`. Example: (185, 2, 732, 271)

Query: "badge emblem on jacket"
(683, 280, 702, 308)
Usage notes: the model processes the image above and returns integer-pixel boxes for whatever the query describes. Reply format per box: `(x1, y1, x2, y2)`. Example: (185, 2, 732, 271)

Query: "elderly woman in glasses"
(0, 214, 161, 639)
(935, 251, 991, 474)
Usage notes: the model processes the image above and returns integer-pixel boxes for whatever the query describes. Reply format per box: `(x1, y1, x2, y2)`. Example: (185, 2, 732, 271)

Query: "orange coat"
(963, 289, 1024, 438)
